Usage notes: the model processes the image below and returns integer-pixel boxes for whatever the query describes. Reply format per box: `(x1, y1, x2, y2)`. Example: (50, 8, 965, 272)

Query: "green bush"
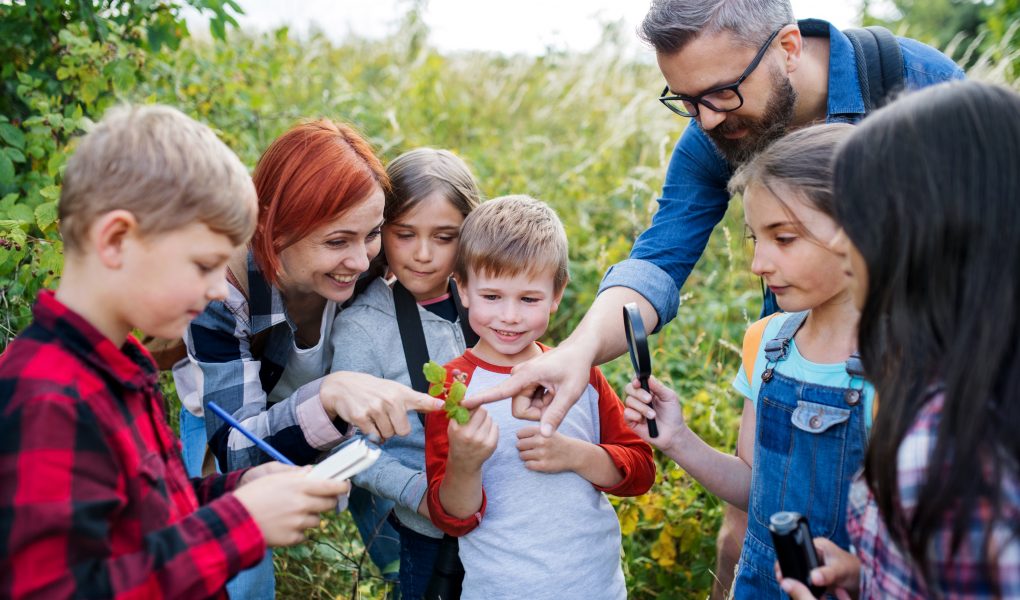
(0, 0, 241, 344)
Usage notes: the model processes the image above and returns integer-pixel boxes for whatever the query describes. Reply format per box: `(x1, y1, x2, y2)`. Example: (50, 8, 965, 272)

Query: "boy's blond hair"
(455, 194, 569, 293)
(58, 104, 257, 252)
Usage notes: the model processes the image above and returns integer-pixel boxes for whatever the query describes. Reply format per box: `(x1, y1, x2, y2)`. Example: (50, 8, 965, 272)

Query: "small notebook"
(308, 438, 381, 481)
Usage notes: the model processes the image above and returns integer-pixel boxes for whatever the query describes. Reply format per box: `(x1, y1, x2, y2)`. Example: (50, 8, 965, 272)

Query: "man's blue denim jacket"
(598, 19, 965, 330)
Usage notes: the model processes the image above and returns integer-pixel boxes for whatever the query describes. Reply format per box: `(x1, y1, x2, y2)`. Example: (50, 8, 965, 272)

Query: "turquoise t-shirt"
(732, 312, 875, 431)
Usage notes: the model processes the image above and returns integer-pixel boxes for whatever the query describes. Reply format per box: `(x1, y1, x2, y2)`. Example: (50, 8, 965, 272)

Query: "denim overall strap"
(732, 313, 869, 600)
(763, 311, 808, 361)
(760, 311, 808, 384)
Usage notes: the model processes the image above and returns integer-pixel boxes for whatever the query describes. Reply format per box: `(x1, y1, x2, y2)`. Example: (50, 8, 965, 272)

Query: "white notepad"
(308, 438, 381, 481)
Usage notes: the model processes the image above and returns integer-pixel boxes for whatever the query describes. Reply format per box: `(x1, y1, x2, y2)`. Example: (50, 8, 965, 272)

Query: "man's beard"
(706, 68, 798, 166)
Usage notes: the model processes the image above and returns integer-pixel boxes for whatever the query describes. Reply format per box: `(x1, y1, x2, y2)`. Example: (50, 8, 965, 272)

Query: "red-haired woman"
(172, 121, 442, 596)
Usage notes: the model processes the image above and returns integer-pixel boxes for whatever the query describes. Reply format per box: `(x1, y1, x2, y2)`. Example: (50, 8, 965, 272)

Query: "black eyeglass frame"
(658, 27, 785, 118)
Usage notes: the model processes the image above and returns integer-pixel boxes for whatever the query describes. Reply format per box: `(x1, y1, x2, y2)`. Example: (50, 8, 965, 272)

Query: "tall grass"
(149, 15, 1019, 598)
(144, 16, 804, 600)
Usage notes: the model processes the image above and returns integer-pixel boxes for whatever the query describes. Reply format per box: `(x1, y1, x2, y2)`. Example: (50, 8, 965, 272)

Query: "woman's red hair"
(251, 119, 389, 285)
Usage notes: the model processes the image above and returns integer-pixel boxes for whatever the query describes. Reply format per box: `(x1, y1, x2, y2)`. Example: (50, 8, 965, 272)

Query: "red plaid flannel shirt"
(0, 291, 265, 599)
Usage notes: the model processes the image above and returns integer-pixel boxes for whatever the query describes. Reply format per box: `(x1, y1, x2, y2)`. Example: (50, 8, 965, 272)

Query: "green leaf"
(4, 226, 27, 245)
(80, 77, 103, 106)
(39, 185, 61, 201)
(209, 16, 226, 41)
(0, 124, 25, 150)
(47, 152, 65, 177)
(35, 201, 58, 232)
(447, 381, 466, 405)
(0, 152, 14, 185)
(423, 360, 446, 384)
(39, 241, 64, 280)
(5, 148, 25, 163)
(5, 205, 33, 224)
(108, 60, 137, 94)
(449, 406, 470, 425)
(427, 382, 444, 397)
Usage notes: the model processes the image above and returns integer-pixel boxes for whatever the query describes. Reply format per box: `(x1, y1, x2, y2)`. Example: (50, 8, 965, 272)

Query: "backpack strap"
(392, 278, 478, 386)
(391, 279, 467, 589)
(449, 278, 479, 347)
(763, 311, 809, 363)
(844, 25, 905, 112)
(741, 313, 779, 387)
(392, 280, 432, 395)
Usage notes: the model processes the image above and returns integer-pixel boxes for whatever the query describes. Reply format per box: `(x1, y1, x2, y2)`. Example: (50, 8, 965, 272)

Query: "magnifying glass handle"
(640, 378, 659, 438)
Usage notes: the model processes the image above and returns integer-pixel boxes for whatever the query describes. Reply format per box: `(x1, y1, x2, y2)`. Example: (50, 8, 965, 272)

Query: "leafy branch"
(423, 360, 469, 424)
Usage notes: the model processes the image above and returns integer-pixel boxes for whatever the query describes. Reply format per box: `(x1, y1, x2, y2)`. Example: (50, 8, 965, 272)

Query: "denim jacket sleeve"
(899, 36, 965, 87)
(175, 290, 348, 471)
(598, 123, 732, 331)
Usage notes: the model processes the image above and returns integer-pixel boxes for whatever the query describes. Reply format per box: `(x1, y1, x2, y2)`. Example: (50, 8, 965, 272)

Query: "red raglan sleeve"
(590, 367, 656, 497)
(424, 357, 487, 536)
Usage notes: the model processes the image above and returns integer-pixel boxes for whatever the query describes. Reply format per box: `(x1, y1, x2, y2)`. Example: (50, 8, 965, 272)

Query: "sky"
(185, 0, 874, 56)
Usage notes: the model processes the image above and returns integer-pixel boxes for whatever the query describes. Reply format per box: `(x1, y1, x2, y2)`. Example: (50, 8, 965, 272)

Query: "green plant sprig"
(423, 360, 469, 424)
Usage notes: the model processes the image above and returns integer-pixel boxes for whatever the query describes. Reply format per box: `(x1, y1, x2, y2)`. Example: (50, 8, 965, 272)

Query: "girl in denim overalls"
(623, 123, 873, 598)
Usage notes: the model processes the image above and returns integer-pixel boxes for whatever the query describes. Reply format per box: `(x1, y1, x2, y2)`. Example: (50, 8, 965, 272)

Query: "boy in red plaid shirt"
(0, 105, 349, 599)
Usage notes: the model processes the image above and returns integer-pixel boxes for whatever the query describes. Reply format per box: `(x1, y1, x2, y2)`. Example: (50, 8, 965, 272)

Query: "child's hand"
(623, 375, 686, 452)
(238, 460, 294, 486)
(775, 537, 861, 600)
(447, 407, 498, 472)
(516, 426, 578, 474)
(233, 467, 350, 547)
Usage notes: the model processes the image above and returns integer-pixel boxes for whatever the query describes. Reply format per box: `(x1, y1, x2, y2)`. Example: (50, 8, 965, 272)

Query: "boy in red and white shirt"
(425, 195, 655, 600)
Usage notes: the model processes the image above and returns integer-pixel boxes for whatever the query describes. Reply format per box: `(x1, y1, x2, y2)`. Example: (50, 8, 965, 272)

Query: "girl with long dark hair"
(779, 80, 1020, 598)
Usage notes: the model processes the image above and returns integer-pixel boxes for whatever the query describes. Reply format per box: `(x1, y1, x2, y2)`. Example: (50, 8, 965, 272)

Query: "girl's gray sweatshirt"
(329, 277, 467, 537)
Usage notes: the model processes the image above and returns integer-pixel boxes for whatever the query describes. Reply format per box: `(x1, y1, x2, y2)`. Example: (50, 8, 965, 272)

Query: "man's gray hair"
(639, 0, 794, 54)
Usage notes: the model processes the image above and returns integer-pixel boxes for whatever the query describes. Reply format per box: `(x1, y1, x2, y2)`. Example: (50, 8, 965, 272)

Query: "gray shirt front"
(453, 362, 627, 600)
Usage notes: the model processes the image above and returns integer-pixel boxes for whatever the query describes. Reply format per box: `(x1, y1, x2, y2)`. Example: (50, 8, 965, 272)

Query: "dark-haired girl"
(780, 81, 1020, 599)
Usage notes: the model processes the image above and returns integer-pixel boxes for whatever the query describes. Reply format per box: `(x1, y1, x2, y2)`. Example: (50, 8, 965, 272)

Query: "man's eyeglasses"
(659, 27, 784, 118)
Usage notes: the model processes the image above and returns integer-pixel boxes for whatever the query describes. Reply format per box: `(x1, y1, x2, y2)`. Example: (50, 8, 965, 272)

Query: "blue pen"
(206, 401, 296, 466)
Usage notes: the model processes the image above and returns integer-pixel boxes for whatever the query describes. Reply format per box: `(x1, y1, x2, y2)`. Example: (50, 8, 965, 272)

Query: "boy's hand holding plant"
(424, 361, 497, 470)
(424, 360, 470, 424)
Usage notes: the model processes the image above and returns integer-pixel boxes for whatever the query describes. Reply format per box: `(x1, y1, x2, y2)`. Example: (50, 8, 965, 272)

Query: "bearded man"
(464, 4, 963, 595)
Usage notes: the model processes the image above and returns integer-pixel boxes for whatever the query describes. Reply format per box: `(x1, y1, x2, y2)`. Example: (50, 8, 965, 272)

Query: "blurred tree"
(863, 0, 988, 48)
(861, 0, 1017, 75)
(0, 0, 242, 346)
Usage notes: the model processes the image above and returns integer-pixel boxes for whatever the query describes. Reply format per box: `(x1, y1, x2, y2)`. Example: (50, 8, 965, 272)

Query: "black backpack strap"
(392, 280, 466, 597)
(449, 278, 479, 346)
(392, 280, 431, 395)
(844, 25, 905, 112)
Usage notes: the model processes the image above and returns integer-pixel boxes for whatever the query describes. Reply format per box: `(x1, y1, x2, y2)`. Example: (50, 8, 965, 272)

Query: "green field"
(2, 1, 1016, 598)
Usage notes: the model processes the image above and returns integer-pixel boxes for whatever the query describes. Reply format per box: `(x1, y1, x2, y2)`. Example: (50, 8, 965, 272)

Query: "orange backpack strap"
(741, 313, 779, 385)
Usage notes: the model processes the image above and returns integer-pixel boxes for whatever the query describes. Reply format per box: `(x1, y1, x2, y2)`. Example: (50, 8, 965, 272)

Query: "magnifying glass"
(623, 302, 658, 438)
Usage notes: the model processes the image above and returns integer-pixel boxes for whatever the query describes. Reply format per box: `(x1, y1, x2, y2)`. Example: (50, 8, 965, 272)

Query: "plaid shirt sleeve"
(176, 283, 349, 471)
(191, 469, 248, 505)
(0, 391, 265, 599)
(849, 393, 1020, 598)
